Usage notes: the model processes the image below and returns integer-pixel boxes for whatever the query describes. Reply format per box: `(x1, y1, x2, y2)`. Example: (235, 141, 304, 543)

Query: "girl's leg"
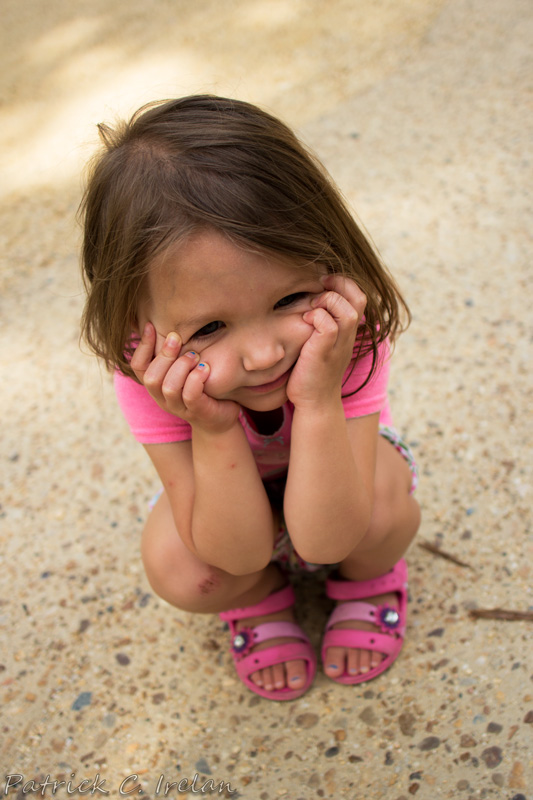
(141, 490, 309, 692)
(323, 434, 421, 679)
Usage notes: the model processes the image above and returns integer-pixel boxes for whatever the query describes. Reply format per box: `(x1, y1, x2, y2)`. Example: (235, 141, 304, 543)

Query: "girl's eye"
(192, 320, 224, 339)
(275, 292, 309, 309)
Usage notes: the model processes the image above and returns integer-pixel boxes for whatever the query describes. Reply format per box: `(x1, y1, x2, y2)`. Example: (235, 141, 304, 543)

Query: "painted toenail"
(290, 676, 302, 682)
(327, 664, 339, 670)
(359, 666, 369, 673)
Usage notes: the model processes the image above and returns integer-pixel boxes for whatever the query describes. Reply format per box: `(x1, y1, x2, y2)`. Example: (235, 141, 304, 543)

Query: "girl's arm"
(144, 428, 276, 576)
(284, 409, 378, 564)
(283, 275, 377, 564)
(132, 326, 275, 576)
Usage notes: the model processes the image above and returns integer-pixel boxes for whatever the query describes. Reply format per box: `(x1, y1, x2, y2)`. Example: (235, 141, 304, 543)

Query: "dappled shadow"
(0, 0, 445, 201)
(1, 0, 532, 790)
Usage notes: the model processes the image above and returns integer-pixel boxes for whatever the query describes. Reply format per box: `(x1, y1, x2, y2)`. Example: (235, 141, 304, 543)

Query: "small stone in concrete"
(481, 746, 503, 768)
(418, 736, 441, 751)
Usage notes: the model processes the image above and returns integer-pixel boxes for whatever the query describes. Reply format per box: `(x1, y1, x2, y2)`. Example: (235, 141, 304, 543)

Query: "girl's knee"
(143, 541, 224, 611)
(141, 518, 224, 612)
(357, 476, 419, 554)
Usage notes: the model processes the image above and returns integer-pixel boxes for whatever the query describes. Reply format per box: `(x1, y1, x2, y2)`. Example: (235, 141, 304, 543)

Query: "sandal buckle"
(231, 628, 254, 659)
(378, 605, 401, 632)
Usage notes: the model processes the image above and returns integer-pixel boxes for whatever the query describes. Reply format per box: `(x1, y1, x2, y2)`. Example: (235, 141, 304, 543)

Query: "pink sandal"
(219, 584, 316, 701)
(321, 559, 408, 685)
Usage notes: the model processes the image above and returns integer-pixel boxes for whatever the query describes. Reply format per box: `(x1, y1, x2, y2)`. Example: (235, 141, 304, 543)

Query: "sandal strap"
(326, 559, 407, 601)
(236, 640, 316, 676)
(252, 620, 310, 645)
(326, 600, 405, 636)
(323, 628, 401, 657)
(219, 584, 295, 622)
(325, 601, 382, 629)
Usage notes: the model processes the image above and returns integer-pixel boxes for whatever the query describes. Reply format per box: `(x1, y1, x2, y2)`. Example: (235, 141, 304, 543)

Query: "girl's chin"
(207, 381, 290, 411)
(239, 389, 289, 412)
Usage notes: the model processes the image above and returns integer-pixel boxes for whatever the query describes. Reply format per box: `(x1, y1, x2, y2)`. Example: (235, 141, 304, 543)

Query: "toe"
(358, 649, 372, 675)
(285, 658, 307, 689)
(370, 650, 383, 670)
(250, 669, 263, 688)
(272, 663, 286, 690)
(347, 647, 361, 676)
(261, 666, 275, 692)
(324, 646, 346, 678)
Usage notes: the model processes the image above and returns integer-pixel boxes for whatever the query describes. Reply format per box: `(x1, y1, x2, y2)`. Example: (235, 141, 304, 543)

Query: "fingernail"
(197, 361, 208, 369)
(143, 322, 152, 336)
(185, 350, 197, 359)
(165, 333, 180, 348)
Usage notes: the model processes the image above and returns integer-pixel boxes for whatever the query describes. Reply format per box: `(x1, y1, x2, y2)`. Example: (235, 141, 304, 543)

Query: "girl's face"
(138, 229, 327, 412)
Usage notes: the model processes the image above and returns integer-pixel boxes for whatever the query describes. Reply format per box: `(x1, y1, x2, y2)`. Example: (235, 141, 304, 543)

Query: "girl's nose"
(241, 332, 285, 372)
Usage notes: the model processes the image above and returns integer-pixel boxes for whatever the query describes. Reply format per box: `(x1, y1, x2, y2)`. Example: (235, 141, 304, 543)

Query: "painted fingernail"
(185, 350, 197, 359)
(197, 361, 208, 369)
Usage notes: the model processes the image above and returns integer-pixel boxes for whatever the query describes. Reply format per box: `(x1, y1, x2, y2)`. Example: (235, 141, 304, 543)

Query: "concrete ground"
(1, 0, 532, 797)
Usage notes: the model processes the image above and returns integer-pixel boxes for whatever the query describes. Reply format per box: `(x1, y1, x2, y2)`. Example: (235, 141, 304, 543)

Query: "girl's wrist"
(191, 415, 243, 440)
(291, 398, 346, 430)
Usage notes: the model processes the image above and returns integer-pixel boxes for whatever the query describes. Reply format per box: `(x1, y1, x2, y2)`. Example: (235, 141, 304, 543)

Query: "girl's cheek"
(198, 350, 233, 398)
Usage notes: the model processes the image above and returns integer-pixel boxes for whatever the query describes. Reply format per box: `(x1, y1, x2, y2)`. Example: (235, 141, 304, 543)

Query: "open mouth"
(248, 367, 292, 394)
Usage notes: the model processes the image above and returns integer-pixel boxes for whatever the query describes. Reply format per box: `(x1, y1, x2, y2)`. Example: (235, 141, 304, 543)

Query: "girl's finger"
(320, 275, 367, 319)
(159, 350, 200, 398)
(311, 289, 359, 329)
(181, 361, 210, 407)
(130, 322, 157, 379)
(142, 332, 183, 394)
(302, 307, 339, 342)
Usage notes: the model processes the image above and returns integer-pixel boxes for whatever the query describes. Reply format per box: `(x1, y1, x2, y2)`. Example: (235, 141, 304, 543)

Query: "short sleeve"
(341, 339, 393, 426)
(114, 370, 192, 443)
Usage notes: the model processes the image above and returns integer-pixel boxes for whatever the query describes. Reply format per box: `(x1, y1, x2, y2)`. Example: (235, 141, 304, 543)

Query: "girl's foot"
(220, 582, 316, 700)
(237, 605, 308, 692)
(321, 560, 408, 685)
(323, 591, 397, 678)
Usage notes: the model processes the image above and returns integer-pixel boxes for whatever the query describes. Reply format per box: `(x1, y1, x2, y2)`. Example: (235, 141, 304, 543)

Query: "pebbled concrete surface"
(1, 0, 532, 797)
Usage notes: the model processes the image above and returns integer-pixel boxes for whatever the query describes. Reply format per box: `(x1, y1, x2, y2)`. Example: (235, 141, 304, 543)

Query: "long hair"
(80, 95, 410, 384)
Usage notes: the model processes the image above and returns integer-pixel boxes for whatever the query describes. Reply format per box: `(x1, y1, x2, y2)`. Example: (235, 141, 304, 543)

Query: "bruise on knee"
(198, 570, 221, 595)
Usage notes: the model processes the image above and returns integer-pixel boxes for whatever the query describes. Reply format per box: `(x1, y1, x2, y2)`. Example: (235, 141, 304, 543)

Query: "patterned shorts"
(270, 425, 419, 573)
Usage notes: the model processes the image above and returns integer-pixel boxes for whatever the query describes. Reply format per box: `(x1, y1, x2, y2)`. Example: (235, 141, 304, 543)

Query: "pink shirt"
(114, 341, 393, 479)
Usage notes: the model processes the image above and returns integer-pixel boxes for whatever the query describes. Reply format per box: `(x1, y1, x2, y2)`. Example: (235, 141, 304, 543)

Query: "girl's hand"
(131, 323, 241, 433)
(286, 275, 366, 409)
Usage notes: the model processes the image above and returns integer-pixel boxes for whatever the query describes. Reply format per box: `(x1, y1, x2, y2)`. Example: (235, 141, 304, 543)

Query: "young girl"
(80, 95, 420, 701)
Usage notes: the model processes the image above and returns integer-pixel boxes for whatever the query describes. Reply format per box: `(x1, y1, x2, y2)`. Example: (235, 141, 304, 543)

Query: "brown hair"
(80, 94, 410, 385)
